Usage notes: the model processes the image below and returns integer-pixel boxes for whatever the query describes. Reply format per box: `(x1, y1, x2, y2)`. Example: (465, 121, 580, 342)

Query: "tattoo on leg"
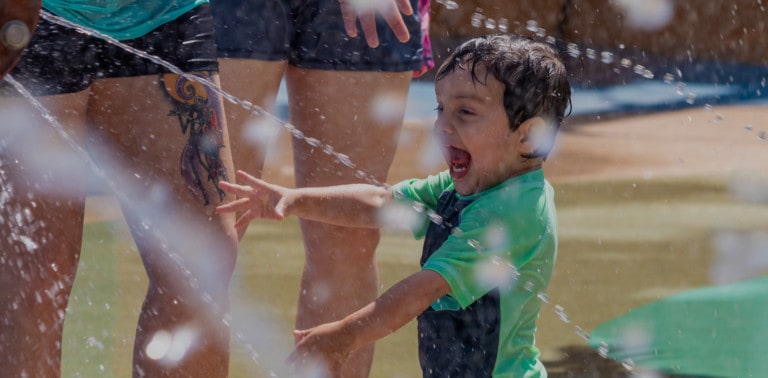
(160, 72, 228, 205)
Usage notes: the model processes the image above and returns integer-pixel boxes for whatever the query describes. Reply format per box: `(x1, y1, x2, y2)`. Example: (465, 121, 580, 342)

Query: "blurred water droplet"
(498, 18, 509, 33)
(467, 238, 482, 251)
(336, 153, 354, 168)
(704, 104, 713, 112)
(663, 73, 675, 83)
(442, 0, 459, 10)
(567, 43, 581, 58)
(471, 12, 484, 28)
(586, 48, 597, 60)
(523, 281, 535, 292)
(622, 358, 635, 371)
(575, 326, 591, 341)
(526, 20, 539, 32)
(426, 209, 443, 225)
(620, 58, 632, 68)
(600, 51, 614, 64)
(304, 137, 321, 148)
(554, 304, 570, 323)
(537, 292, 550, 303)
(597, 342, 609, 358)
(686, 92, 696, 104)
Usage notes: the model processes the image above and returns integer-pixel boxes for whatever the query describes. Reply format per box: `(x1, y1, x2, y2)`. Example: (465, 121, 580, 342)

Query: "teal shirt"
(42, 0, 208, 40)
(393, 169, 558, 377)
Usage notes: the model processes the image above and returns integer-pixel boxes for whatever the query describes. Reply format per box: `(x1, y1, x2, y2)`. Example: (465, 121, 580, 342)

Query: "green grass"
(62, 175, 768, 377)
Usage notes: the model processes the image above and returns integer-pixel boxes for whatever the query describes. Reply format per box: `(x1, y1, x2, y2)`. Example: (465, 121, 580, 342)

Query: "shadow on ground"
(543, 345, 719, 378)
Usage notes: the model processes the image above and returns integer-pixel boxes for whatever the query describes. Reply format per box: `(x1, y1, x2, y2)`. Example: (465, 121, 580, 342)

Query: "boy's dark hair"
(436, 34, 572, 158)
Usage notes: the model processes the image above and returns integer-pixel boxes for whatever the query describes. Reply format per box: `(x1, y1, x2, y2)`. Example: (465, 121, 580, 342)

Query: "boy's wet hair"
(436, 34, 572, 158)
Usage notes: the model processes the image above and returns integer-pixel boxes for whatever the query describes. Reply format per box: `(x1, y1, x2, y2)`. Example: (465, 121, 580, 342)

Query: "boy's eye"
(459, 108, 475, 116)
(434, 105, 443, 113)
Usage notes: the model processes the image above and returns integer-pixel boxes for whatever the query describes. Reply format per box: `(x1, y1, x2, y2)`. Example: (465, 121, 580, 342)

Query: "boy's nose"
(434, 117, 454, 135)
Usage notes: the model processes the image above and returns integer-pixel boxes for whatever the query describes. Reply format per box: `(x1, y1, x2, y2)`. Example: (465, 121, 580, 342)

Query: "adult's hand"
(338, 0, 413, 48)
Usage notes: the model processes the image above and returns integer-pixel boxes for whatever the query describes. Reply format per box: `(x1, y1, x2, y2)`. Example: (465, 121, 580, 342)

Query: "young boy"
(216, 34, 572, 377)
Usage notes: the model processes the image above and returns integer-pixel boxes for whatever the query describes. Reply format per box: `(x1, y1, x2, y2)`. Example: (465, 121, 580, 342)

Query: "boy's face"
(434, 65, 539, 195)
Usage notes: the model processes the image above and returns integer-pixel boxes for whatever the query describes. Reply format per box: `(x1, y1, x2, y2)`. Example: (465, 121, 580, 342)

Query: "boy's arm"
(287, 270, 450, 373)
(216, 170, 393, 229)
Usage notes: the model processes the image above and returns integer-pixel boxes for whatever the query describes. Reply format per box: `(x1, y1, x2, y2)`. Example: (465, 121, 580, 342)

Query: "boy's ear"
(517, 116, 554, 156)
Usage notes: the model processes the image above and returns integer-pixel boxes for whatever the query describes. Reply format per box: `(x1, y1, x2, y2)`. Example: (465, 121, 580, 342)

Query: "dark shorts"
(1, 5, 219, 96)
(211, 0, 424, 72)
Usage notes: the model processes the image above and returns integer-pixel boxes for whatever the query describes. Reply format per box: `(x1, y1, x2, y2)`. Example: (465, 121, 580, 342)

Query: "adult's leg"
(217, 58, 286, 238)
(0, 91, 90, 376)
(286, 67, 412, 377)
(86, 73, 238, 377)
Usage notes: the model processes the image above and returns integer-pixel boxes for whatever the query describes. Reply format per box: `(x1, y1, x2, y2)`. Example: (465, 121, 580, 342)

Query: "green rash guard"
(42, 0, 208, 40)
(392, 169, 558, 377)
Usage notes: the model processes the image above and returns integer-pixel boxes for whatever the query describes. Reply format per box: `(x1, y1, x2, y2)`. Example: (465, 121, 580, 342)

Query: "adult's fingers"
(394, 0, 414, 15)
(358, 12, 380, 48)
(380, 0, 410, 43)
(339, 1, 359, 37)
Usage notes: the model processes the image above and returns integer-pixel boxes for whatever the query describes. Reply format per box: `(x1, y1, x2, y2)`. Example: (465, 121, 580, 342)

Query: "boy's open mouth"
(448, 146, 471, 179)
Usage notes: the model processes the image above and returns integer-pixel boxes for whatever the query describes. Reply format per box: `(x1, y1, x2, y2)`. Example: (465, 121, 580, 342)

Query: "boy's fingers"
(218, 181, 254, 198)
(234, 211, 255, 230)
(234, 170, 265, 187)
(215, 197, 251, 214)
(294, 329, 309, 343)
(395, 0, 413, 15)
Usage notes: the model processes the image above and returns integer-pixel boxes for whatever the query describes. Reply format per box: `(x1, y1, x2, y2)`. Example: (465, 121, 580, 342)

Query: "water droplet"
(686, 92, 696, 104)
(484, 18, 496, 30)
(744, 124, 753, 131)
(554, 304, 570, 323)
(566, 43, 581, 58)
(586, 48, 597, 60)
(498, 18, 509, 33)
(523, 281, 535, 292)
(442, 0, 459, 10)
(620, 58, 632, 68)
(663, 73, 675, 83)
(426, 209, 443, 225)
(526, 20, 539, 32)
(322, 145, 334, 155)
(622, 358, 635, 371)
(467, 238, 482, 251)
(575, 326, 591, 342)
(471, 12, 484, 28)
(537, 292, 550, 303)
(600, 51, 614, 64)
(597, 342, 609, 358)
(304, 137, 321, 147)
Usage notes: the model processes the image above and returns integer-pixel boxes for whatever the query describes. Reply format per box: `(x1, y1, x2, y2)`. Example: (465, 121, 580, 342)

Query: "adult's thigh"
(286, 67, 412, 187)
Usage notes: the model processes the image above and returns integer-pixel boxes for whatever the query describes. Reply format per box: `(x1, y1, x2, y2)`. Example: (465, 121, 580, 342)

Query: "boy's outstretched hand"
(216, 170, 293, 230)
(287, 321, 354, 377)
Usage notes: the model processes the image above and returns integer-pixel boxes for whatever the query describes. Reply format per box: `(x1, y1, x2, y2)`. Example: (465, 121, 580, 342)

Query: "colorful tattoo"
(161, 72, 228, 205)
